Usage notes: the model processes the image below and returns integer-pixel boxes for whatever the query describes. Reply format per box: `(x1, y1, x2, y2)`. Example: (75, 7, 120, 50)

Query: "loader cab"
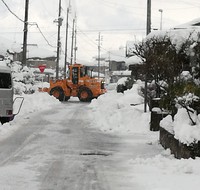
(70, 64, 86, 84)
(72, 67, 78, 84)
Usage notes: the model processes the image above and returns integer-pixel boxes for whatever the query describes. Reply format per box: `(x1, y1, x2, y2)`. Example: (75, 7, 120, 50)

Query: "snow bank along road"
(0, 100, 162, 190)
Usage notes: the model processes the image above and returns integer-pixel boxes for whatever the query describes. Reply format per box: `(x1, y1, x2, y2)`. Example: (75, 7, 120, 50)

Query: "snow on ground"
(0, 77, 200, 189)
(0, 91, 60, 141)
(87, 81, 200, 190)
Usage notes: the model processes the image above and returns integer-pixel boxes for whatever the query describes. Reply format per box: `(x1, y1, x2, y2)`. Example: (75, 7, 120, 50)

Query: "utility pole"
(159, 9, 163, 30)
(98, 32, 100, 78)
(70, 18, 75, 65)
(74, 16, 77, 64)
(144, 0, 151, 112)
(56, 0, 62, 79)
(146, 0, 151, 35)
(96, 32, 102, 79)
(64, 1, 70, 78)
(22, 0, 29, 66)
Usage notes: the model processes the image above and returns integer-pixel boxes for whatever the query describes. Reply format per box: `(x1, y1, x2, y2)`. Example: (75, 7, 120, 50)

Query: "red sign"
(38, 65, 46, 73)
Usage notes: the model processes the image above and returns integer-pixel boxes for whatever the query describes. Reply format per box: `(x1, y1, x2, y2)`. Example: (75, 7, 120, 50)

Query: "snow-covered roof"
(145, 17, 200, 52)
(126, 18, 200, 57)
(125, 55, 143, 66)
(147, 28, 200, 52)
(173, 17, 200, 29)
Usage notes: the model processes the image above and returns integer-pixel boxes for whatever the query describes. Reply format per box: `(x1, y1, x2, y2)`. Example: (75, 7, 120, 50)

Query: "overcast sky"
(0, 0, 200, 64)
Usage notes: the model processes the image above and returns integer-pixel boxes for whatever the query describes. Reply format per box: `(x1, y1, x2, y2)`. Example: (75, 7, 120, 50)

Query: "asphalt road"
(0, 101, 161, 190)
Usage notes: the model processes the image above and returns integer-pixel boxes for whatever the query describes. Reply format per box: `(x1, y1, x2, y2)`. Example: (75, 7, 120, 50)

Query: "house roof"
(125, 55, 143, 66)
(173, 17, 200, 29)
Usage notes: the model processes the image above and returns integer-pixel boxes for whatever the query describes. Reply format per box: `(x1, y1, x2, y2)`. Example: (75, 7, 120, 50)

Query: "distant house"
(125, 41, 145, 80)
(126, 56, 144, 80)
(110, 70, 131, 83)
(27, 46, 56, 69)
(92, 47, 127, 72)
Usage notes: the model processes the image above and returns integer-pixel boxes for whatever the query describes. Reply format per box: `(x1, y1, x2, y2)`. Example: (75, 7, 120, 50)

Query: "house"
(126, 17, 200, 79)
(126, 41, 145, 80)
(126, 55, 144, 80)
(26, 46, 56, 69)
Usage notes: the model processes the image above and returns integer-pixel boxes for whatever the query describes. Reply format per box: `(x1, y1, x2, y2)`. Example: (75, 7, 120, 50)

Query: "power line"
(77, 28, 146, 33)
(178, 0, 200, 7)
(0, 0, 24, 22)
(0, 0, 56, 49)
(76, 26, 126, 59)
(94, 0, 145, 10)
(29, 22, 56, 48)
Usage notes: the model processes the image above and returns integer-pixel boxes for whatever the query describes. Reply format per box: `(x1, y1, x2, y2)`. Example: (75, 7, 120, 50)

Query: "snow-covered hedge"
(9, 61, 36, 95)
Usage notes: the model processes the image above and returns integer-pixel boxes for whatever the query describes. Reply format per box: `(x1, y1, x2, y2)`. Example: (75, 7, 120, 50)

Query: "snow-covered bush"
(161, 82, 200, 145)
(130, 31, 200, 102)
(116, 77, 134, 93)
(9, 61, 36, 95)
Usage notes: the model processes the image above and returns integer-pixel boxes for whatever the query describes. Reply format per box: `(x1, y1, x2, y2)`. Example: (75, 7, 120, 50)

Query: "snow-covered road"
(0, 100, 163, 190)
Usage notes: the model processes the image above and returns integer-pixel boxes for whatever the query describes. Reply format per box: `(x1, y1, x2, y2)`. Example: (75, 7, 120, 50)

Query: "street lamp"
(158, 9, 163, 30)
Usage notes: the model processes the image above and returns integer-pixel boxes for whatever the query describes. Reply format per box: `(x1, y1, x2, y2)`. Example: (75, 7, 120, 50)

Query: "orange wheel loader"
(43, 64, 106, 102)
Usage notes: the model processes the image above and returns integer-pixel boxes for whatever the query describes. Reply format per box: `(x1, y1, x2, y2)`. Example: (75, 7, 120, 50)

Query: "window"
(0, 73, 12, 89)
(72, 67, 78, 84)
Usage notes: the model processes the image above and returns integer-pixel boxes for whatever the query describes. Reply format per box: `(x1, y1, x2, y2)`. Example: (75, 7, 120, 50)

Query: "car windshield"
(0, 72, 12, 89)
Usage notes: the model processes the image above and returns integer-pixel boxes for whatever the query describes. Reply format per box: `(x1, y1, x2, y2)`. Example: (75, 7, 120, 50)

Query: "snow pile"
(161, 108, 200, 145)
(88, 81, 150, 134)
(0, 61, 60, 138)
(173, 109, 200, 144)
(128, 149, 200, 190)
(14, 92, 60, 117)
(0, 92, 60, 139)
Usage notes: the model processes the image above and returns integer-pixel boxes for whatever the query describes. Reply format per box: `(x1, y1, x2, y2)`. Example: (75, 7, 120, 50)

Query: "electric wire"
(76, 26, 126, 59)
(0, 0, 24, 22)
(1, 0, 57, 49)
(35, 24, 57, 48)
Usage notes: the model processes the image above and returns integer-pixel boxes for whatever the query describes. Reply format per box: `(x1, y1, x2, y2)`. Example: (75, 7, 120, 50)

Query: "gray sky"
(0, 0, 200, 64)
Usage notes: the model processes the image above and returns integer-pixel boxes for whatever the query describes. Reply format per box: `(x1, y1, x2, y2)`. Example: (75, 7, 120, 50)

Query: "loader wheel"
(78, 87, 93, 102)
(50, 87, 64, 101)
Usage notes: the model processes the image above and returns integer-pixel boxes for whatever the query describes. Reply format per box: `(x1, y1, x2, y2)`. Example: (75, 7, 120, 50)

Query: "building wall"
(27, 60, 56, 69)
(109, 61, 126, 71)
